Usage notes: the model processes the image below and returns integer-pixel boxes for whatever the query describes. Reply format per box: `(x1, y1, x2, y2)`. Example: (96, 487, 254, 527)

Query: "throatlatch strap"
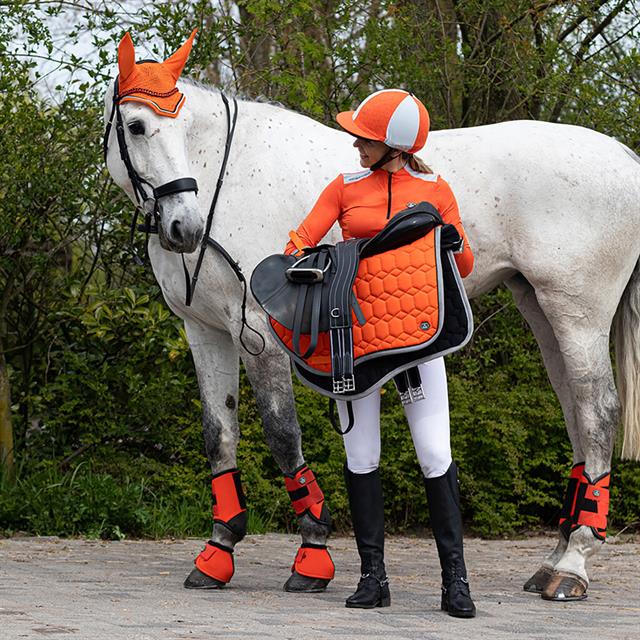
(574, 470, 610, 540)
(292, 544, 335, 580)
(559, 461, 585, 539)
(284, 464, 325, 518)
(211, 468, 246, 525)
(195, 541, 235, 583)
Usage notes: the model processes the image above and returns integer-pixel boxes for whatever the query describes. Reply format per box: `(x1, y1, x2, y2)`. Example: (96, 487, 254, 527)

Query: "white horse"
(104, 76, 640, 601)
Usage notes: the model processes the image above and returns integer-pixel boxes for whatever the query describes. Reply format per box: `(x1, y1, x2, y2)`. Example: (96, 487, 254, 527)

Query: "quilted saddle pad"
(269, 226, 473, 400)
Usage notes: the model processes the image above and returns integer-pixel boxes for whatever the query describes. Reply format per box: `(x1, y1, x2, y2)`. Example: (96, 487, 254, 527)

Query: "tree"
(1, 0, 638, 534)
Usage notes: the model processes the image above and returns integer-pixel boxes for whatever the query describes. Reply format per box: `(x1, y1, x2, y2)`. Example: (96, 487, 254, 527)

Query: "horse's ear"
(163, 28, 198, 82)
(118, 32, 136, 81)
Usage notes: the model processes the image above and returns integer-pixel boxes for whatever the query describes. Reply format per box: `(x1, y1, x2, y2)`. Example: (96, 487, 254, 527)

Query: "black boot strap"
(443, 575, 470, 593)
(360, 572, 389, 587)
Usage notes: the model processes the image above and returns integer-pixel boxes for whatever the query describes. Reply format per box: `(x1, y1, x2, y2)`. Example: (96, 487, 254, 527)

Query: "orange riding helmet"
(336, 89, 430, 154)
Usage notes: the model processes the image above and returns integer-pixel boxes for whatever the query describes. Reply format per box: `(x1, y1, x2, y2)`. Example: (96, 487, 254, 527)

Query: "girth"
(251, 202, 473, 401)
(328, 240, 364, 392)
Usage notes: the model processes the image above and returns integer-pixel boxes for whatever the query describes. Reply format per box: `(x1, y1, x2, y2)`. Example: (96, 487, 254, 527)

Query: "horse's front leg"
(181, 320, 247, 590)
(241, 340, 334, 592)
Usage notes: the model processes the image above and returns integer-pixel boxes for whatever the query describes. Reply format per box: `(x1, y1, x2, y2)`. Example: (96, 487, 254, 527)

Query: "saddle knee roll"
(572, 470, 610, 541)
(194, 468, 247, 583)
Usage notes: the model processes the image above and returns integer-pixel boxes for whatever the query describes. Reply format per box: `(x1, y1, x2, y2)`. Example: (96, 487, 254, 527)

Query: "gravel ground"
(0, 533, 638, 640)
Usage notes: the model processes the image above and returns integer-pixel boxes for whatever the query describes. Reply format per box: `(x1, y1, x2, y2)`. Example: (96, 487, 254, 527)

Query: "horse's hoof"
(283, 570, 330, 593)
(523, 565, 555, 593)
(183, 567, 226, 589)
(541, 571, 588, 601)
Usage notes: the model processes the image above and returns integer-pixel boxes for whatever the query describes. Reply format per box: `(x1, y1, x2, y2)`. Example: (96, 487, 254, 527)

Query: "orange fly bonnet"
(116, 29, 197, 117)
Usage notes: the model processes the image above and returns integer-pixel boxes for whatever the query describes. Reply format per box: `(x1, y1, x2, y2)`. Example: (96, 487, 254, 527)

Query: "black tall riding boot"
(424, 462, 476, 618)
(344, 466, 391, 608)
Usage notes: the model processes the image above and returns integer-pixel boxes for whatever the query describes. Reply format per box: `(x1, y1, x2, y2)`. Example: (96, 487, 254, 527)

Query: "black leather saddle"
(250, 201, 473, 402)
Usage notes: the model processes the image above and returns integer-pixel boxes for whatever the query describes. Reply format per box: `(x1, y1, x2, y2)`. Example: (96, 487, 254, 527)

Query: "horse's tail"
(613, 256, 640, 460)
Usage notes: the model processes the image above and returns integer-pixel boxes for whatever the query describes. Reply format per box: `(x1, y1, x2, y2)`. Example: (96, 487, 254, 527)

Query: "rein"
(103, 77, 265, 355)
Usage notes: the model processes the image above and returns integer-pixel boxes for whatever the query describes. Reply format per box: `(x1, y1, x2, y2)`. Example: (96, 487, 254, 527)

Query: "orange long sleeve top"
(284, 166, 474, 277)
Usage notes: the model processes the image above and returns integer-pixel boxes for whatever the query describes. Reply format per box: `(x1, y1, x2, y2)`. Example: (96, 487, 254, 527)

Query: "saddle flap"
(250, 253, 299, 328)
(251, 252, 335, 333)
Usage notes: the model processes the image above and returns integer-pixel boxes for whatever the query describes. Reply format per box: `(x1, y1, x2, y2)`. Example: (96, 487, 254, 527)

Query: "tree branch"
(549, 0, 630, 122)
(556, 0, 611, 43)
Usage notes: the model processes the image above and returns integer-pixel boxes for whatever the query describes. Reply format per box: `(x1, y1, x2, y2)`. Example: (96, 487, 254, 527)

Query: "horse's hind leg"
(181, 321, 246, 590)
(241, 342, 334, 592)
(532, 286, 618, 601)
(506, 274, 585, 592)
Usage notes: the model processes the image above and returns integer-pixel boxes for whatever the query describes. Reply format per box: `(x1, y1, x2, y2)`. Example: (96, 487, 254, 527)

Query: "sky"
(14, 1, 183, 101)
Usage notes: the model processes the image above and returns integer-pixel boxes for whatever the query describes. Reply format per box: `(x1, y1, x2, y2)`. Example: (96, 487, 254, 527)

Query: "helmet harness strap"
(370, 146, 405, 172)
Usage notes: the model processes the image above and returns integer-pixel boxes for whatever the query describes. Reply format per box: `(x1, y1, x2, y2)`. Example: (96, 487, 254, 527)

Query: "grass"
(0, 462, 273, 540)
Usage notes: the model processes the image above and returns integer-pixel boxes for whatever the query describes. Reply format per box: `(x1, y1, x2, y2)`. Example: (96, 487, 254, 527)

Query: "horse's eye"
(128, 121, 145, 136)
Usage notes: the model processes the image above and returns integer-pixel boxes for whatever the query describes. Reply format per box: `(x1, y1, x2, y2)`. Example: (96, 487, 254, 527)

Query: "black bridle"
(103, 75, 264, 355)
(103, 77, 199, 231)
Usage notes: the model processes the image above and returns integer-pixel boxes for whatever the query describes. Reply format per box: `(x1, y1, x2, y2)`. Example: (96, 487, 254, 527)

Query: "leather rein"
(103, 76, 264, 355)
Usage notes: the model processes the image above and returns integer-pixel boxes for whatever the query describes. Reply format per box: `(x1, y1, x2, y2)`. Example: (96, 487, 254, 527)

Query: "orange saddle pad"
(251, 203, 473, 400)
(270, 229, 441, 373)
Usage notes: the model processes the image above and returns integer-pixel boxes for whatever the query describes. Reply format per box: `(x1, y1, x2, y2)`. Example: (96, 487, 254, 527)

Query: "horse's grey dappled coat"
(105, 76, 640, 599)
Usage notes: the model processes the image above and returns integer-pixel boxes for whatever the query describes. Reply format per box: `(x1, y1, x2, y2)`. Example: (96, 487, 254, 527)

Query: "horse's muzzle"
(159, 217, 203, 254)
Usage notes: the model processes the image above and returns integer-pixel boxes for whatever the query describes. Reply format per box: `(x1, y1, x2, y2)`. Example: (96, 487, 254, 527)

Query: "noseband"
(103, 74, 264, 354)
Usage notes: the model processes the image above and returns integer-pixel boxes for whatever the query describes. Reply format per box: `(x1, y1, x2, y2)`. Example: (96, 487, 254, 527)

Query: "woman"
(284, 89, 476, 618)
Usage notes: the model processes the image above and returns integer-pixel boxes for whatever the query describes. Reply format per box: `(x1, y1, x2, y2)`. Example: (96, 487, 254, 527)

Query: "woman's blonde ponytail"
(405, 153, 433, 174)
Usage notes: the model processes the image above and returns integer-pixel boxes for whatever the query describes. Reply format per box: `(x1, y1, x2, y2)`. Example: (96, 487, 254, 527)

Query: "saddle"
(250, 202, 473, 401)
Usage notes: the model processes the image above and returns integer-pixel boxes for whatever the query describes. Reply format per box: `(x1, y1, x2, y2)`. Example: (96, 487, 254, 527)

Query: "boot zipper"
(386, 172, 392, 219)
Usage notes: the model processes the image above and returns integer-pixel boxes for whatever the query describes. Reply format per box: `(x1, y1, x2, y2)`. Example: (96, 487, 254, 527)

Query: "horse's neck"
(224, 98, 353, 204)
(182, 82, 229, 177)
(186, 87, 352, 264)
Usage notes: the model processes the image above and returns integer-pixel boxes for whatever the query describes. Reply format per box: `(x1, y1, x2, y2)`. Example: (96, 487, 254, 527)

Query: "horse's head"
(104, 30, 203, 254)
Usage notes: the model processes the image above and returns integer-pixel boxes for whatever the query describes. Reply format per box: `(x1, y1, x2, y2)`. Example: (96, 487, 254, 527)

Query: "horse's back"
(423, 121, 640, 300)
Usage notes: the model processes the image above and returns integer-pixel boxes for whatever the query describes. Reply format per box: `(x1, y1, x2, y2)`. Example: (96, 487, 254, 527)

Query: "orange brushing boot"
(284, 464, 334, 592)
(186, 468, 247, 589)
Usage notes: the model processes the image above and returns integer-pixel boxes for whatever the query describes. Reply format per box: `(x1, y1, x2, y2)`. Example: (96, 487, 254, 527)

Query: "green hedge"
(3, 285, 638, 539)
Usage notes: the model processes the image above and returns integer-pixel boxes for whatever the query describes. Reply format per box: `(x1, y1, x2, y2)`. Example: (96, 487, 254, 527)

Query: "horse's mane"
(618, 140, 640, 165)
(180, 77, 286, 110)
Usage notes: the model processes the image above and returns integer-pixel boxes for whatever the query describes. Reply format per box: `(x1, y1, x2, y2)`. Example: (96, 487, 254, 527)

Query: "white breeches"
(337, 358, 452, 479)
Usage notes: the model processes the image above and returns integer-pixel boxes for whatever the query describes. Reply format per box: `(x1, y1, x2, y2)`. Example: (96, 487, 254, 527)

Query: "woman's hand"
(440, 224, 463, 252)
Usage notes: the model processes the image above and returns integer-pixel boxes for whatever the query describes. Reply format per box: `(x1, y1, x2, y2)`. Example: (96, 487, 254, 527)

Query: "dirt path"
(1, 533, 638, 639)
